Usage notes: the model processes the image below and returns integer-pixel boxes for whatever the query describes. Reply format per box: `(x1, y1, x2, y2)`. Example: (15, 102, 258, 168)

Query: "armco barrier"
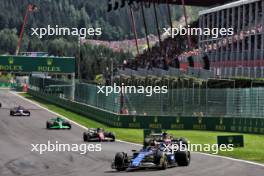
(28, 89, 264, 134)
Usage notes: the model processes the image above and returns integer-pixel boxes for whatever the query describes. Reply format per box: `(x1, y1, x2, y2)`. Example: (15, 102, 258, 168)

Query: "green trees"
(0, 29, 18, 54)
(0, 0, 199, 41)
(79, 44, 132, 80)
(47, 38, 75, 56)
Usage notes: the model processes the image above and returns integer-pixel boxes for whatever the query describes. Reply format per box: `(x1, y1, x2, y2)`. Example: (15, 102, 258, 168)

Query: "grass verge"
(21, 93, 264, 164)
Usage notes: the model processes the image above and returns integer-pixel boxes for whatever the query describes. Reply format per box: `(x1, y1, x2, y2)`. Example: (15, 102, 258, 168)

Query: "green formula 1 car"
(46, 117, 71, 129)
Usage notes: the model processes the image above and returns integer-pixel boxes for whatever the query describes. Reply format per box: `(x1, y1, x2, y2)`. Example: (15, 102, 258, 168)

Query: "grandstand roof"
(199, 0, 259, 15)
(140, 0, 236, 7)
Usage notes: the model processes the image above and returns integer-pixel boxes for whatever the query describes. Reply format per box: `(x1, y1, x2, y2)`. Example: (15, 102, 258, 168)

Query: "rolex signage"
(0, 55, 75, 73)
(217, 135, 244, 147)
(0, 57, 23, 71)
(37, 58, 62, 72)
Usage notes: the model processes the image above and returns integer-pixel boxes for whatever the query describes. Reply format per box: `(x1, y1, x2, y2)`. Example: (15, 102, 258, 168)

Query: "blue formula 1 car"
(111, 133, 190, 171)
(10, 106, 31, 116)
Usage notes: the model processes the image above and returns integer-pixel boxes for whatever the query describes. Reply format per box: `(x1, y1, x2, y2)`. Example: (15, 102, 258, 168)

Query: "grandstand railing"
(118, 67, 211, 79)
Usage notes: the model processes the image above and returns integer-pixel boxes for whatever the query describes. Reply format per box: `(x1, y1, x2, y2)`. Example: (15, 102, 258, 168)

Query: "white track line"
(11, 91, 264, 168)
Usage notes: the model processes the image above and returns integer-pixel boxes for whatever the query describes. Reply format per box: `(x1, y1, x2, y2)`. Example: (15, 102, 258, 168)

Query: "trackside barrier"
(28, 89, 120, 126)
(0, 82, 18, 88)
(28, 89, 264, 134)
(0, 82, 24, 91)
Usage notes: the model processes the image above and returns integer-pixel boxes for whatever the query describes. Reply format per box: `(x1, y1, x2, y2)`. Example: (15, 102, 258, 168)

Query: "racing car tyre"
(46, 122, 51, 129)
(85, 133, 91, 141)
(154, 151, 168, 170)
(63, 122, 71, 129)
(83, 132, 88, 141)
(27, 112, 31, 116)
(175, 150, 191, 166)
(114, 152, 127, 171)
(154, 150, 161, 165)
(179, 137, 188, 147)
(109, 132, 115, 142)
(10, 111, 13, 116)
(161, 156, 168, 170)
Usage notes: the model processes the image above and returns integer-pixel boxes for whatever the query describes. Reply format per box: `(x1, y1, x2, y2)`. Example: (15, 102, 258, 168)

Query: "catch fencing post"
(71, 73, 75, 101)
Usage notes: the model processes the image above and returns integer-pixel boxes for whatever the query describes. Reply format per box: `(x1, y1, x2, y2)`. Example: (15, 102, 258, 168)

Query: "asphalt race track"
(0, 90, 264, 176)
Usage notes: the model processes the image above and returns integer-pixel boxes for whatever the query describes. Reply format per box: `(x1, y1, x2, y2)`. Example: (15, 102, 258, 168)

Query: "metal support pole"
(71, 73, 75, 101)
(166, 2, 173, 34)
(140, 2, 150, 52)
(206, 80, 208, 115)
(242, 4, 246, 74)
(212, 12, 215, 65)
(226, 8, 230, 77)
(236, 6, 241, 77)
(111, 58, 113, 86)
(253, 2, 257, 78)
(120, 83, 124, 114)
(220, 10, 224, 76)
(181, 0, 191, 49)
(231, 7, 235, 76)
(129, 6, 140, 55)
(261, 1, 264, 69)
(248, 3, 253, 77)
(153, 2, 162, 47)
(78, 36, 81, 82)
(254, 1, 258, 77)
(216, 11, 220, 68)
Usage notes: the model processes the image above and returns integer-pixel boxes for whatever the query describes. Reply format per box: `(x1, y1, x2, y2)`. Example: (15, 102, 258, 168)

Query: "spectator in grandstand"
(121, 107, 129, 115)
(120, 21, 200, 72)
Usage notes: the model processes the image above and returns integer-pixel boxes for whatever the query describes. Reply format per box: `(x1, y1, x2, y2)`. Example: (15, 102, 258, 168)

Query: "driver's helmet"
(56, 117, 61, 121)
(97, 128, 102, 132)
(162, 132, 169, 139)
(149, 139, 156, 147)
(162, 132, 171, 144)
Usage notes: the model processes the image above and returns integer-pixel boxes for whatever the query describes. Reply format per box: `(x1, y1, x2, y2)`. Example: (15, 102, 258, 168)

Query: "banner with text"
(0, 55, 75, 73)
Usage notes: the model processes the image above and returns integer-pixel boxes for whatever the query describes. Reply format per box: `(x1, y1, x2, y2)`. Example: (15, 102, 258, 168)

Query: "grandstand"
(199, 0, 264, 78)
(114, 0, 263, 79)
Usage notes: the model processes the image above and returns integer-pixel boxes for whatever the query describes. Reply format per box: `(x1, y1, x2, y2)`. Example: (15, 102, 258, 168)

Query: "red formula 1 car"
(83, 128, 115, 142)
